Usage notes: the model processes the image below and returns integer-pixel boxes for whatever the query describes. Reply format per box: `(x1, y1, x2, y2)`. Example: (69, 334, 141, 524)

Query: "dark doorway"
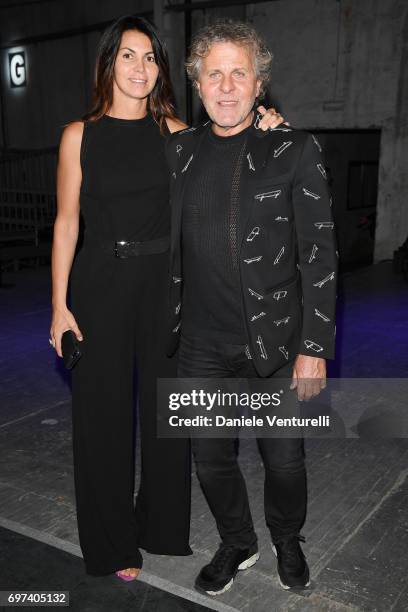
(314, 129, 381, 272)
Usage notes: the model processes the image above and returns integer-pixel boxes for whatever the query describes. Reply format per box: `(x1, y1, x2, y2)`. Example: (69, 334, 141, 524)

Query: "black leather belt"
(113, 235, 170, 257)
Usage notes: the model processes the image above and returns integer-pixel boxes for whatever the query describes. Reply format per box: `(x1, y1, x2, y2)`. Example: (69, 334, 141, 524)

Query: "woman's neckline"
(102, 112, 152, 126)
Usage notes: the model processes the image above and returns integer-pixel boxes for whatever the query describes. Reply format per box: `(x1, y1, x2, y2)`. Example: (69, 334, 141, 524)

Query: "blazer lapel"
(170, 124, 210, 267)
(239, 119, 275, 249)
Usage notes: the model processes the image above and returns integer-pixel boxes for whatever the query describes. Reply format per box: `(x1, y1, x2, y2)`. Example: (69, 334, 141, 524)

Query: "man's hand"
(290, 355, 326, 401)
(256, 105, 290, 130)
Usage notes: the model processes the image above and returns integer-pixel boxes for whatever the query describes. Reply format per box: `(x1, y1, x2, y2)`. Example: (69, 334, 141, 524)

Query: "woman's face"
(113, 29, 159, 101)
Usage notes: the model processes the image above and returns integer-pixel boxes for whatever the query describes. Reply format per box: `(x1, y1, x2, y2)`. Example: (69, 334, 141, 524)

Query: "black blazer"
(165, 116, 338, 377)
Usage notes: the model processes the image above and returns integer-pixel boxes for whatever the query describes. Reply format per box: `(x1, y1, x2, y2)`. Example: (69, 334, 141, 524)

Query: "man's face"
(196, 41, 261, 136)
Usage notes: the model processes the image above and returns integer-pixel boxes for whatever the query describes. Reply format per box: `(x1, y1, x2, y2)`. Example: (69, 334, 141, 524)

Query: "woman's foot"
(115, 567, 141, 581)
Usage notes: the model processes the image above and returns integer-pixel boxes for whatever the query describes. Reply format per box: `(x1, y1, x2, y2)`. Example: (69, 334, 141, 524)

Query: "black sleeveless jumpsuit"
(69, 113, 192, 576)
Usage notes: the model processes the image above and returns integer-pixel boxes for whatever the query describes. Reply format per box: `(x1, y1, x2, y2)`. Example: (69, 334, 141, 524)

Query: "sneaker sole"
(271, 544, 310, 590)
(238, 551, 260, 571)
(196, 551, 260, 597)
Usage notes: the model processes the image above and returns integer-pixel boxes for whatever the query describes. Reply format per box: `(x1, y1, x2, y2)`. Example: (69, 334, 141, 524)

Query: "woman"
(50, 14, 284, 581)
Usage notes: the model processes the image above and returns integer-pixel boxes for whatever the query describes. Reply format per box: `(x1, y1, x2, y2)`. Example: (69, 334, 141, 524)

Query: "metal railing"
(0, 147, 58, 282)
(0, 190, 56, 243)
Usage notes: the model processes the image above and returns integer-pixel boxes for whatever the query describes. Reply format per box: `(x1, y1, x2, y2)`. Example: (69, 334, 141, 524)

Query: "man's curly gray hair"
(185, 20, 273, 96)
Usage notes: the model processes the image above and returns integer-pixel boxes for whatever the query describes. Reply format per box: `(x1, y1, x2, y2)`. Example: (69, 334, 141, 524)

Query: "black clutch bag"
(61, 330, 83, 370)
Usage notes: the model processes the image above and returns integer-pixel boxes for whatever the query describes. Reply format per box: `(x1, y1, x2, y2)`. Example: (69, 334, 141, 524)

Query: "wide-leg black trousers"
(69, 245, 192, 576)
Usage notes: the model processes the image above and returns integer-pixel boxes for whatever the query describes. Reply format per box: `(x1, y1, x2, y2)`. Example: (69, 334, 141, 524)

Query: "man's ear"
(255, 79, 262, 99)
(195, 80, 202, 98)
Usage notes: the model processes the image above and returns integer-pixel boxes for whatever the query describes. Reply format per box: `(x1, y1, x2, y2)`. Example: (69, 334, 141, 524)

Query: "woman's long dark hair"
(83, 15, 178, 132)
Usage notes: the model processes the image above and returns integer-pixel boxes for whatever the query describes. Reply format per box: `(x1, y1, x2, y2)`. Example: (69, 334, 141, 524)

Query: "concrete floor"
(0, 262, 407, 612)
(0, 525, 213, 612)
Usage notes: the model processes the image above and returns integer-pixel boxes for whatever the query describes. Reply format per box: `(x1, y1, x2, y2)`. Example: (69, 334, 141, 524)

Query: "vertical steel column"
(154, 0, 164, 32)
(0, 50, 8, 148)
(184, 0, 192, 124)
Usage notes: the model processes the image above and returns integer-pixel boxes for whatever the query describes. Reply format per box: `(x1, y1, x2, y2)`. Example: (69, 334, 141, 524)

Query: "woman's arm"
(50, 121, 84, 357)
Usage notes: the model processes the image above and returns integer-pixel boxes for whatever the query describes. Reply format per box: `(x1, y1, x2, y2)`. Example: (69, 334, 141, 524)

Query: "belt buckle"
(114, 240, 130, 258)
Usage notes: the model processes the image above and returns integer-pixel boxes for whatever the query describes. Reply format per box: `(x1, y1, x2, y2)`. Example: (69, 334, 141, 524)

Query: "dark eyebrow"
(119, 47, 154, 55)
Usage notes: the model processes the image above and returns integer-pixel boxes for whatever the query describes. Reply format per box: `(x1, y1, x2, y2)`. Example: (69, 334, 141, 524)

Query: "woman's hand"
(256, 105, 289, 131)
(50, 306, 83, 358)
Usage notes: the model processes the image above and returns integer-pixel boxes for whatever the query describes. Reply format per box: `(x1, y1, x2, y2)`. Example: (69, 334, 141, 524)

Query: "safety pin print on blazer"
(246, 227, 260, 241)
(165, 116, 338, 376)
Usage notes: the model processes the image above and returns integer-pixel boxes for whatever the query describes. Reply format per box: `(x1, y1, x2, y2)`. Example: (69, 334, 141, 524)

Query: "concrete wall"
(248, 0, 408, 263)
(0, 0, 406, 262)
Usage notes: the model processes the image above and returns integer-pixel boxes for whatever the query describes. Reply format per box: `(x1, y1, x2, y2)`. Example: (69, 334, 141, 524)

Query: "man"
(166, 20, 337, 595)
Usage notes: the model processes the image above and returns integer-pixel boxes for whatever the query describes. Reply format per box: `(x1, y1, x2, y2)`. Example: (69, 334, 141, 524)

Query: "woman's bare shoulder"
(61, 121, 84, 142)
(59, 121, 84, 161)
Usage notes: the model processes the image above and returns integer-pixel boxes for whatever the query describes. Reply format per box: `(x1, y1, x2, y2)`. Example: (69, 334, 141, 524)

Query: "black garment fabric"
(79, 113, 170, 242)
(165, 118, 338, 376)
(178, 333, 307, 548)
(181, 126, 250, 344)
(69, 114, 192, 577)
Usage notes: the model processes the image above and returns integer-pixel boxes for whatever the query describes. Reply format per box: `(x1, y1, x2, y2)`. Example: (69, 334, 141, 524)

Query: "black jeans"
(178, 333, 307, 549)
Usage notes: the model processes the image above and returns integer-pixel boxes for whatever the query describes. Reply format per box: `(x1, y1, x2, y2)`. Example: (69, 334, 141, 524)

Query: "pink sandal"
(115, 569, 140, 582)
